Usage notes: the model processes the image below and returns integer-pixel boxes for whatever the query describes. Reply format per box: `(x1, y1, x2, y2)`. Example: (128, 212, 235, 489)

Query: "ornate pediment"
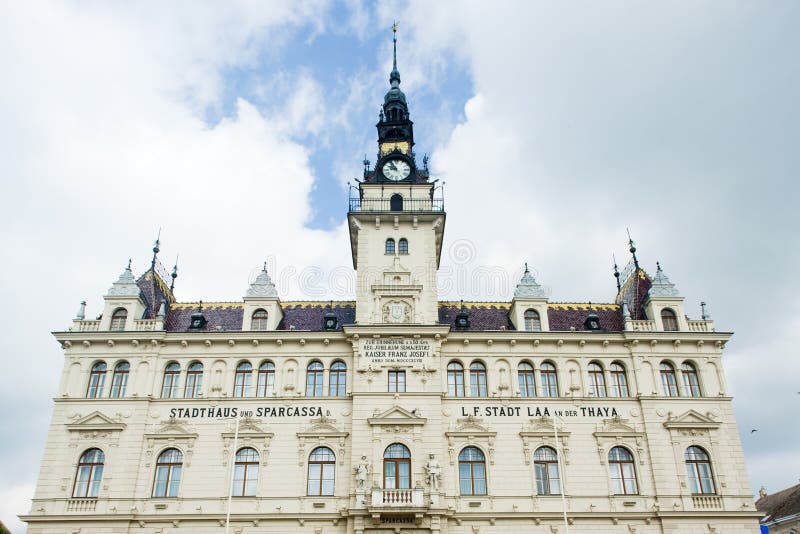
(221, 417, 274, 440)
(593, 415, 642, 438)
(368, 405, 427, 426)
(298, 415, 349, 438)
(144, 417, 198, 441)
(66, 411, 126, 433)
(663, 410, 721, 430)
(449, 414, 493, 434)
(519, 416, 570, 437)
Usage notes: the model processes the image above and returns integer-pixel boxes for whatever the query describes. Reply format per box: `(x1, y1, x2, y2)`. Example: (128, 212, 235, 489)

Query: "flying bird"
(750, 429, 758, 433)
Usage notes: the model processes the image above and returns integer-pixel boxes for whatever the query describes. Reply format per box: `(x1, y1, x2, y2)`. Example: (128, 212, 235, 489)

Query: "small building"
(757, 484, 800, 533)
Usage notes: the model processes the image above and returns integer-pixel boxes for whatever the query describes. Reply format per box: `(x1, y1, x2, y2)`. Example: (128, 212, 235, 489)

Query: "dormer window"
(251, 309, 269, 331)
(524, 309, 541, 331)
(661, 308, 679, 331)
(110, 308, 127, 331)
(385, 238, 395, 254)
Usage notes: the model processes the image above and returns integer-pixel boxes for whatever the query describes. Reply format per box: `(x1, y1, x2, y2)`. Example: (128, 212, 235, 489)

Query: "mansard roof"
(159, 300, 624, 332)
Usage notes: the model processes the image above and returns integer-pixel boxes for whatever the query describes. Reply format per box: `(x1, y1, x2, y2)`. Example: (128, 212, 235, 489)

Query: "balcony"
(66, 498, 97, 512)
(370, 487, 424, 508)
(349, 197, 444, 213)
(692, 495, 722, 509)
(627, 319, 656, 332)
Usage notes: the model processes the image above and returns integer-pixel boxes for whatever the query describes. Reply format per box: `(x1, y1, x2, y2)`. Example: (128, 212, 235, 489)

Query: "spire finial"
(656, 261, 662, 272)
(127, 258, 132, 270)
(389, 21, 401, 87)
(613, 254, 621, 293)
(627, 228, 640, 270)
(151, 228, 161, 272)
(524, 262, 529, 274)
(170, 254, 179, 292)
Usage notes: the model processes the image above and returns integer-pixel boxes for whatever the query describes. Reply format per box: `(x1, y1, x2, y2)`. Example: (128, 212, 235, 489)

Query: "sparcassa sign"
(361, 337, 433, 368)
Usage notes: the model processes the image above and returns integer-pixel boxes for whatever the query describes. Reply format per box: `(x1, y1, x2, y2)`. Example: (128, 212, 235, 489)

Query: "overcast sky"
(1, 1, 798, 532)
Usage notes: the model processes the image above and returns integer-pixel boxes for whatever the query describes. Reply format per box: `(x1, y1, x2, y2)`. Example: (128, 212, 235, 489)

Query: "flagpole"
(225, 415, 240, 534)
(554, 419, 569, 533)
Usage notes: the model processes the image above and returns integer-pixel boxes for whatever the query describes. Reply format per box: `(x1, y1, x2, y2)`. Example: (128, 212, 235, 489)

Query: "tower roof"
(649, 262, 680, 297)
(514, 264, 547, 299)
(246, 263, 278, 298)
(106, 261, 141, 298)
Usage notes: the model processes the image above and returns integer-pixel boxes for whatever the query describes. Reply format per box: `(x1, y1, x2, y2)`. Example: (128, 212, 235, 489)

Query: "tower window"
(661, 308, 679, 331)
(524, 309, 541, 331)
(385, 238, 395, 254)
(398, 238, 408, 254)
(390, 194, 403, 211)
(251, 309, 269, 331)
(109, 308, 127, 331)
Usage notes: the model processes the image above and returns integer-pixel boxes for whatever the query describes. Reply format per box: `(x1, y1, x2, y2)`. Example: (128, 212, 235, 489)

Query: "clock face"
(382, 158, 411, 181)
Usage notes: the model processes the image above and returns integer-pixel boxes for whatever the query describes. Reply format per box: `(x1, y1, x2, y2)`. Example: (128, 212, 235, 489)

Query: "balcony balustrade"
(349, 197, 444, 213)
(370, 487, 424, 508)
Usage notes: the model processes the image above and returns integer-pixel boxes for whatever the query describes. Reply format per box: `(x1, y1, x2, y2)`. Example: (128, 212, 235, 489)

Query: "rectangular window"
(388, 370, 406, 393)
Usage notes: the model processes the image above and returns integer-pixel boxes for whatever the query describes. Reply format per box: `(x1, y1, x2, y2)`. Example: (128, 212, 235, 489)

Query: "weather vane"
(392, 20, 399, 34)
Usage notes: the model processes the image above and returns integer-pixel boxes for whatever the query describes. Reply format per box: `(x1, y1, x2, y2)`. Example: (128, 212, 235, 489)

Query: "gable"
(66, 411, 126, 432)
(368, 405, 427, 426)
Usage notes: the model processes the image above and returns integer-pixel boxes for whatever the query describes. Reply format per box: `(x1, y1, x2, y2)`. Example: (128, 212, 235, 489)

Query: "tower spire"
(627, 228, 640, 270)
(151, 228, 161, 272)
(613, 254, 621, 293)
(390, 21, 401, 88)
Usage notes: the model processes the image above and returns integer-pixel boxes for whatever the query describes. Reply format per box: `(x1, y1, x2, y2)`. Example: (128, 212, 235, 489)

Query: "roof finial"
(151, 228, 161, 272)
(390, 21, 401, 88)
(627, 228, 640, 270)
(170, 254, 179, 292)
(127, 258, 132, 271)
(613, 254, 621, 293)
(524, 262, 529, 274)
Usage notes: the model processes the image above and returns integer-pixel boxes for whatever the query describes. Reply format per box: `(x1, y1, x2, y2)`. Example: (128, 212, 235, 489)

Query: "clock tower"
(347, 26, 445, 325)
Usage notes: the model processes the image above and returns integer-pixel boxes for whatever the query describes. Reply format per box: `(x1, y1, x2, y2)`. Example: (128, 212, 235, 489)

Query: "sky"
(1, 1, 798, 531)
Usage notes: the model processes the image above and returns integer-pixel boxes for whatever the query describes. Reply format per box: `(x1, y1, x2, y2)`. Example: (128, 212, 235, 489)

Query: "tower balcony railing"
(349, 197, 444, 213)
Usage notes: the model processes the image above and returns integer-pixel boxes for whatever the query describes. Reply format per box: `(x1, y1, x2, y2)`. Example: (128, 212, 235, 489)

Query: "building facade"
(23, 33, 761, 534)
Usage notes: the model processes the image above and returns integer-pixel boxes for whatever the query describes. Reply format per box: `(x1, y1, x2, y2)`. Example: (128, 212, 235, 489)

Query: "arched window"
(608, 447, 638, 495)
(251, 309, 269, 331)
(184, 362, 203, 398)
(329, 361, 347, 397)
(385, 238, 396, 254)
(661, 308, 679, 331)
(390, 193, 403, 211)
(470, 361, 488, 397)
(609, 362, 629, 397)
(458, 447, 487, 495)
(234, 362, 252, 398)
(306, 361, 324, 397)
(447, 361, 465, 397)
(524, 309, 541, 332)
(540, 362, 559, 397)
(233, 447, 260, 497)
(681, 362, 701, 397)
(518, 362, 536, 397)
(153, 448, 183, 497)
(161, 362, 181, 398)
(109, 361, 129, 398)
(257, 361, 275, 397)
(398, 238, 409, 254)
(685, 446, 715, 494)
(86, 361, 107, 398)
(660, 362, 679, 397)
(73, 448, 104, 498)
(384, 443, 411, 489)
(534, 446, 561, 495)
(109, 308, 127, 331)
(588, 362, 607, 398)
(307, 447, 335, 496)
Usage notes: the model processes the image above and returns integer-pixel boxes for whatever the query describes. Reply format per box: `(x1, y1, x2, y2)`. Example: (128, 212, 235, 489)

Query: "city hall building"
(23, 34, 761, 534)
